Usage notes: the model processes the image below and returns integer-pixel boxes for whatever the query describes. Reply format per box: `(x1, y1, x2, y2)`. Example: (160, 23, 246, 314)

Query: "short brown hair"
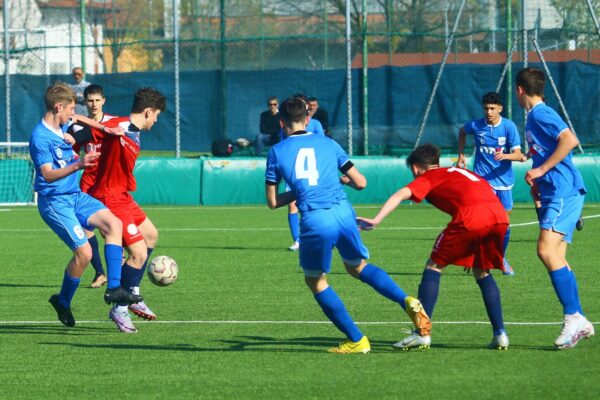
(279, 98, 307, 126)
(44, 82, 76, 111)
(406, 144, 440, 169)
(131, 87, 166, 113)
(516, 67, 545, 97)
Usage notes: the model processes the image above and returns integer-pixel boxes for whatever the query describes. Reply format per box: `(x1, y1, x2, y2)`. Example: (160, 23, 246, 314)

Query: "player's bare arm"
(525, 129, 579, 185)
(39, 152, 100, 183)
(340, 166, 366, 190)
(63, 132, 75, 145)
(456, 127, 467, 168)
(494, 147, 523, 161)
(72, 114, 124, 136)
(357, 186, 413, 228)
(265, 184, 295, 209)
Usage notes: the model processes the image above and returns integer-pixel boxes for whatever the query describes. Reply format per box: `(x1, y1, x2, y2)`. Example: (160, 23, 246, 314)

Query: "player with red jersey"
(88, 87, 166, 333)
(358, 144, 510, 350)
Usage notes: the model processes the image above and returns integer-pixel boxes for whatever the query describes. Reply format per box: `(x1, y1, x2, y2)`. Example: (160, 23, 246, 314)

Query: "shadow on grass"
(0, 283, 59, 289)
(0, 324, 107, 336)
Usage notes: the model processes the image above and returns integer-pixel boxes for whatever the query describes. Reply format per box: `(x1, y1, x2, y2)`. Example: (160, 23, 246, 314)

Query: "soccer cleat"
(327, 336, 371, 354)
(502, 259, 515, 276)
(489, 332, 510, 350)
(109, 306, 137, 333)
(104, 286, 143, 305)
(393, 332, 431, 350)
(404, 296, 432, 336)
(576, 216, 584, 231)
(288, 241, 300, 251)
(48, 294, 76, 327)
(90, 274, 107, 289)
(129, 301, 157, 320)
(555, 313, 595, 350)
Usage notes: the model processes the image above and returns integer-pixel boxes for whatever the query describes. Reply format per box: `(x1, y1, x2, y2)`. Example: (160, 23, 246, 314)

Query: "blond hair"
(44, 81, 76, 111)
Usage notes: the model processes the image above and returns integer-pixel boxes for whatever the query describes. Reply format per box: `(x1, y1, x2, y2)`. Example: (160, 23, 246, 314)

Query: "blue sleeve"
(334, 141, 350, 169)
(537, 108, 568, 140)
(308, 119, 325, 136)
(265, 147, 281, 183)
(29, 135, 52, 170)
(506, 121, 521, 149)
(463, 120, 474, 135)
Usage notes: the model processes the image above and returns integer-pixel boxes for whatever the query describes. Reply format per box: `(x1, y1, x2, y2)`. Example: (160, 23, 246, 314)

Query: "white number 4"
(448, 167, 480, 181)
(295, 148, 319, 186)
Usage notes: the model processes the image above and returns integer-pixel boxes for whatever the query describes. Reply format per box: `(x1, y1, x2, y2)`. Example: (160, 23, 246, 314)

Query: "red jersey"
(406, 167, 508, 231)
(71, 114, 117, 192)
(88, 117, 141, 198)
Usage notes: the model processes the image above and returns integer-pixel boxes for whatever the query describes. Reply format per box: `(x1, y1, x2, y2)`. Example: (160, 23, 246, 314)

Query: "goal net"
(0, 142, 36, 205)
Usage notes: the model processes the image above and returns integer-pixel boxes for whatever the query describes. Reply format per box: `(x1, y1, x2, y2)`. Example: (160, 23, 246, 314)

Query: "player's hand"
(63, 133, 75, 145)
(456, 154, 466, 169)
(356, 217, 377, 231)
(104, 126, 125, 136)
(525, 167, 545, 186)
(79, 151, 100, 169)
(340, 175, 351, 185)
(493, 150, 508, 161)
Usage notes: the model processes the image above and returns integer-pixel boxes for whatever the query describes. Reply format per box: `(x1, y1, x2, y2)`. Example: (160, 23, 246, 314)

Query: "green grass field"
(1, 204, 599, 399)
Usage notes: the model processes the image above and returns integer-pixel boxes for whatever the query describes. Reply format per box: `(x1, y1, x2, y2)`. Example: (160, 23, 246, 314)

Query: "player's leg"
(86, 229, 107, 288)
(287, 201, 300, 251)
(496, 189, 514, 275)
(38, 194, 93, 327)
(128, 217, 159, 320)
(538, 195, 594, 349)
(300, 208, 369, 354)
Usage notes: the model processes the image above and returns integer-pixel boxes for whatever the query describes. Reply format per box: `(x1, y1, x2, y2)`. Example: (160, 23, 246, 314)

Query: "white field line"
(1, 213, 598, 233)
(0, 319, 591, 326)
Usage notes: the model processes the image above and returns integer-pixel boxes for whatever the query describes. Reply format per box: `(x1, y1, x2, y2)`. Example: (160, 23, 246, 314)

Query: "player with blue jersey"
(458, 92, 522, 275)
(516, 67, 593, 349)
(29, 82, 141, 327)
(281, 93, 326, 252)
(265, 97, 431, 354)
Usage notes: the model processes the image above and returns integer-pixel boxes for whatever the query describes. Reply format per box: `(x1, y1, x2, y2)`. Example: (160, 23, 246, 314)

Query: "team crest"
(498, 137, 506, 146)
(55, 147, 63, 158)
(127, 223, 139, 235)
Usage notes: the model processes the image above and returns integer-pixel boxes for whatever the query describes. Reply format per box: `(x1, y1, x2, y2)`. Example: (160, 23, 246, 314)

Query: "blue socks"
(121, 248, 154, 292)
(570, 269, 584, 315)
(58, 271, 80, 308)
(315, 286, 363, 342)
(418, 269, 441, 319)
(288, 212, 300, 242)
(105, 243, 124, 289)
(503, 226, 511, 257)
(88, 235, 105, 277)
(359, 263, 407, 309)
(550, 266, 579, 315)
(476, 274, 505, 335)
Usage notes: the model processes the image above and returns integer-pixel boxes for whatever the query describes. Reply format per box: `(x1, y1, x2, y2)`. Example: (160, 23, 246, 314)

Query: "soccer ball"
(147, 256, 178, 286)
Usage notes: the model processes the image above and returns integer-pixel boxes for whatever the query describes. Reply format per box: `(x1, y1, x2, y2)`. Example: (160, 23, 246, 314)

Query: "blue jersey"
(463, 117, 521, 190)
(266, 131, 350, 213)
(279, 118, 325, 142)
(29, 120, 80, 196)
(525, 102, 586, 200)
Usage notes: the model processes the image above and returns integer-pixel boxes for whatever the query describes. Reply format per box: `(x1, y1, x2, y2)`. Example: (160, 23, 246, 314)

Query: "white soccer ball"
(147, 256, 178, 286)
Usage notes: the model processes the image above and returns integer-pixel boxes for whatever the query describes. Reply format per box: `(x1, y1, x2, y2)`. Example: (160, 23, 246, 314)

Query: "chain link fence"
(1, 0, 599, 154)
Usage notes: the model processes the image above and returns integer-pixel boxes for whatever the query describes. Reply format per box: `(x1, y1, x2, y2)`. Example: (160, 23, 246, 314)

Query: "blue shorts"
(539, 193, 584, 244)
(493, 188, 513, 211)
(37, 192, 106, 250)
(299, 201, 369, 277)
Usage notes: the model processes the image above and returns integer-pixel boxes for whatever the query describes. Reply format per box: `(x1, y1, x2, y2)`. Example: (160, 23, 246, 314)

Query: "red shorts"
(96, 192, 147, 246)
(430, 223, 508, 271)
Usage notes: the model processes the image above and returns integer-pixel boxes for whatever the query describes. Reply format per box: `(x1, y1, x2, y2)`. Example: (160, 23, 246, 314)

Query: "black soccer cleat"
(49, 294, 75, 327)
(576, 217, 584, 231)
(104, 286, 143, 305)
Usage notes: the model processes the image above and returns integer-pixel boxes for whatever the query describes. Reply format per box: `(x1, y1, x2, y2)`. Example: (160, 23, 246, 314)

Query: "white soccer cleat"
(555, 313, 595, 350)
(109, 306, 137, 333)
(129, 301, 157, 320)
(288, 241, 299, 251)
(393, 332, 431, 351)
(489, 332, 510, 350)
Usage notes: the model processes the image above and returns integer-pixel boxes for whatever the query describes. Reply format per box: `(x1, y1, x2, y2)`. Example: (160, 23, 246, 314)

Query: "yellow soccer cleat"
(328, 336, 371, 354)
(405, 296, 432, 336)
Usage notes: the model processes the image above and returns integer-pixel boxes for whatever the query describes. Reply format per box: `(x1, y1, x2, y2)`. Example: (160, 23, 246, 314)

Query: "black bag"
(211, 139, 234, 157)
